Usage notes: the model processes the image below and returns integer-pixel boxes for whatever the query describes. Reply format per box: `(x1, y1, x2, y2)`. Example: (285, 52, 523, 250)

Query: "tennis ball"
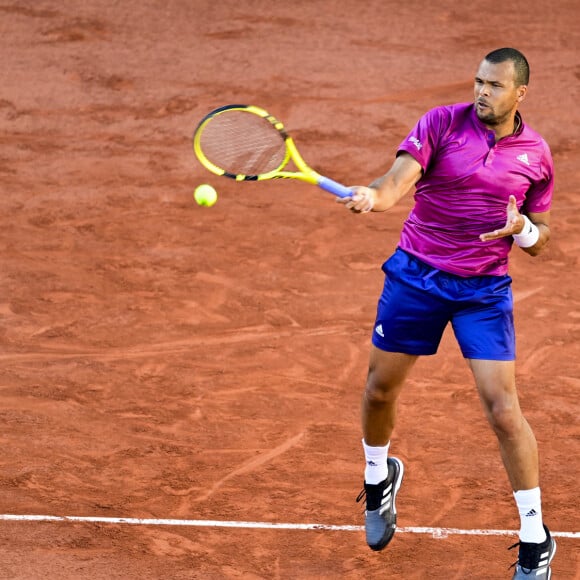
(194, 183, 218, 207)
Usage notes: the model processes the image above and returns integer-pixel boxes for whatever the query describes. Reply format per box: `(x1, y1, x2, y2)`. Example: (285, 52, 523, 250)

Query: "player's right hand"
(336, 186, 375, 213)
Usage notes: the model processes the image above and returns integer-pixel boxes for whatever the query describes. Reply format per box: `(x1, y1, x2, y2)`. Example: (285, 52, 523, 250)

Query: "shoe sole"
(389, 457, 404, 519)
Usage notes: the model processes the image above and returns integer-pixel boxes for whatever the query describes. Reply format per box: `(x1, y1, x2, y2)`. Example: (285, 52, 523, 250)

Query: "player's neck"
(488, 112, 521, 142)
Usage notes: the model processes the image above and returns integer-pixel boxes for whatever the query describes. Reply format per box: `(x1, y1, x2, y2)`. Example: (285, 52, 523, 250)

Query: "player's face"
(474, 60, 527, 127)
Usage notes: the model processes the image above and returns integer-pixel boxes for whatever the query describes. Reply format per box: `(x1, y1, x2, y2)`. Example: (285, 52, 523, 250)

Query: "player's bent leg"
(359, 348, 417, 551)
(362, 348, 418, 446)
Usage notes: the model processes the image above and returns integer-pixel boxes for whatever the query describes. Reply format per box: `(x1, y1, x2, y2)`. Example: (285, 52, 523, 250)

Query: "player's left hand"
(479, 195, 525, 241)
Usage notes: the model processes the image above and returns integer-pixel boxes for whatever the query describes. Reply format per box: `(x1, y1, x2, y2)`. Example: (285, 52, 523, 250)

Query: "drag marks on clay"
(0, 5, 58, 19)
(203, 27, 255, 41)
(144, 528, 203, 559)
(74, 71, 134, 92)
(134, 362, 168, 383)
(518, 344, 558, 375)
(0, 99, 20, 123)
(40, 17, 109, 43)
(512, 286, 544, 303)
(341, 253, 377, 272)
(0, 323, 353, 362)
(255, 335, 362, 391)
(558, 376, 580, 390)
(263, 308, 301, 328)
(162, 431, 306, 503)
(421, 477, 464, 528)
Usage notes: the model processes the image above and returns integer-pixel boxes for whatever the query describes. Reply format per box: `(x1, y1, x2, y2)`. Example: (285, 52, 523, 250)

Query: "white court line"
(0, 515, 578, 539)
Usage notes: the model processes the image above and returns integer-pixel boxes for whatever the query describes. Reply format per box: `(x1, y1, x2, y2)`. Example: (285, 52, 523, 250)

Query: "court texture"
(1, 1, 578, 577)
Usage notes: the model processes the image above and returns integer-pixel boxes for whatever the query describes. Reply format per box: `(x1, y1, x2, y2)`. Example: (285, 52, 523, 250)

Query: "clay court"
(1, 1, 579, 578)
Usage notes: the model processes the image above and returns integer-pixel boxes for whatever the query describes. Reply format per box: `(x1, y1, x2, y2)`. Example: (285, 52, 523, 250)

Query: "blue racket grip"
(316, 175, 353, 199)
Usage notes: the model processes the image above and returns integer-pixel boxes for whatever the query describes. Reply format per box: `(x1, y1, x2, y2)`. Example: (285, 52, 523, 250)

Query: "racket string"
(199, 110, 287, 176)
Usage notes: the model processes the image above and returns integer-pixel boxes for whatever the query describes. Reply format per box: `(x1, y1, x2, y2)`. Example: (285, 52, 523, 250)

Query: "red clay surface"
(1, 1, 579, 578)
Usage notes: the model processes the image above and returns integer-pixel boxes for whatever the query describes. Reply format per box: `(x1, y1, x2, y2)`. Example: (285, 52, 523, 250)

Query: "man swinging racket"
(340, 47, 556, 578)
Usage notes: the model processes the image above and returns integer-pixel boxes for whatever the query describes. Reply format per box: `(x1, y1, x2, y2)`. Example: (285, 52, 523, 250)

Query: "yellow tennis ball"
(194, 183, 218, 207)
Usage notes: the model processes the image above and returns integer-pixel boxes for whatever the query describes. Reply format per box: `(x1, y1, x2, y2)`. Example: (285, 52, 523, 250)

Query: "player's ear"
(516, 84, 528, 103)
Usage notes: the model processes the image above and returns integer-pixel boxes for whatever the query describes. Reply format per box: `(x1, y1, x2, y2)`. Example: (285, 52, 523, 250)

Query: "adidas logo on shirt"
(517, 153, 530, 166)
(409, 136, 423, 150)
(375, 324, 384, 338)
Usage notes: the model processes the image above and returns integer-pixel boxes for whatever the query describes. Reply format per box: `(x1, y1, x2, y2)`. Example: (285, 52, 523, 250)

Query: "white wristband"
(513, 215, 540, 248)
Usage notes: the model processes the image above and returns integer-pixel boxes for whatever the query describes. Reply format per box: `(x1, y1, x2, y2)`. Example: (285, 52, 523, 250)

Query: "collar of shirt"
(471, 106, 524, 144)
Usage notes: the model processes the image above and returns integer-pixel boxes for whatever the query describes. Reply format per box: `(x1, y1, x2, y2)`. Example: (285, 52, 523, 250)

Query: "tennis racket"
(192, 104, 353, 198)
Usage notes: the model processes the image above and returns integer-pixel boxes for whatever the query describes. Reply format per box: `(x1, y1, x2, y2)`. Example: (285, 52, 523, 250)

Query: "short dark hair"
(484, 47, 530, 86)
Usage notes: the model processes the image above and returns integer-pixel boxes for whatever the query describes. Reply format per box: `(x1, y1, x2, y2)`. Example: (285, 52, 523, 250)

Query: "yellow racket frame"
(193, 104, 352, 197)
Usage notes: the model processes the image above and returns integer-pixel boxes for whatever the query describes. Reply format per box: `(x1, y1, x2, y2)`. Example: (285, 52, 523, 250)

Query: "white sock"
(362, 439, 390, 484)
(514, 487, 547, 543)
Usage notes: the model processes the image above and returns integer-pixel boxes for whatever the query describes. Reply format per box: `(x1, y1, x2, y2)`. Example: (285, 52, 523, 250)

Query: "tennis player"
(340, 48, 556, 578)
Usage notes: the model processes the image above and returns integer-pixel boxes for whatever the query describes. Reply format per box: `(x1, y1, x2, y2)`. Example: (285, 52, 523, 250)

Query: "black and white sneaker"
(509, 525, 557, 579)
(356, 457, 404, 551)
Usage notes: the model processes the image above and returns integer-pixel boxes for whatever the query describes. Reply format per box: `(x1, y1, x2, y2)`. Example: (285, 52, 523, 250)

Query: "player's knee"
(364, 374, 400, 405)
(486, 402, 523, 438)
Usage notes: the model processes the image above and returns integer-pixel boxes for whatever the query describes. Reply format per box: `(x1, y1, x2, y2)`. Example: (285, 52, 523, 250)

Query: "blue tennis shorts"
(372, 248, 515, 360)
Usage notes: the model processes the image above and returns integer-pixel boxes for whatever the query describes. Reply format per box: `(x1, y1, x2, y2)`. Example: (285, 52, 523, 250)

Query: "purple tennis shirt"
(396, 102, 554, 277)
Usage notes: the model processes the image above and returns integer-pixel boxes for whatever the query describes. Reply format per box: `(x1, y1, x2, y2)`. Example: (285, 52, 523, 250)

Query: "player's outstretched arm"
(479, 195, 551, 256)
(338, 153, 423, 214)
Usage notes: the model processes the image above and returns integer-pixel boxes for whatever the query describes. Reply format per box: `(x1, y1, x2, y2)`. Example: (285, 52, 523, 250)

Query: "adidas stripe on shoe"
(356, 456, 404, 551)
(509, 525, 557, 579)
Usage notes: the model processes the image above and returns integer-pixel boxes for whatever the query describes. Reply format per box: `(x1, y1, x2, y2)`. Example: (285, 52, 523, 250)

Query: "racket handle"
(316, 176, 353, 199)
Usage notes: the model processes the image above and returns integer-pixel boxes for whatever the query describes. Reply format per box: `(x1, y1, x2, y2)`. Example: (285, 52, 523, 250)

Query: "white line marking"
(0, 515, 578, 538)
